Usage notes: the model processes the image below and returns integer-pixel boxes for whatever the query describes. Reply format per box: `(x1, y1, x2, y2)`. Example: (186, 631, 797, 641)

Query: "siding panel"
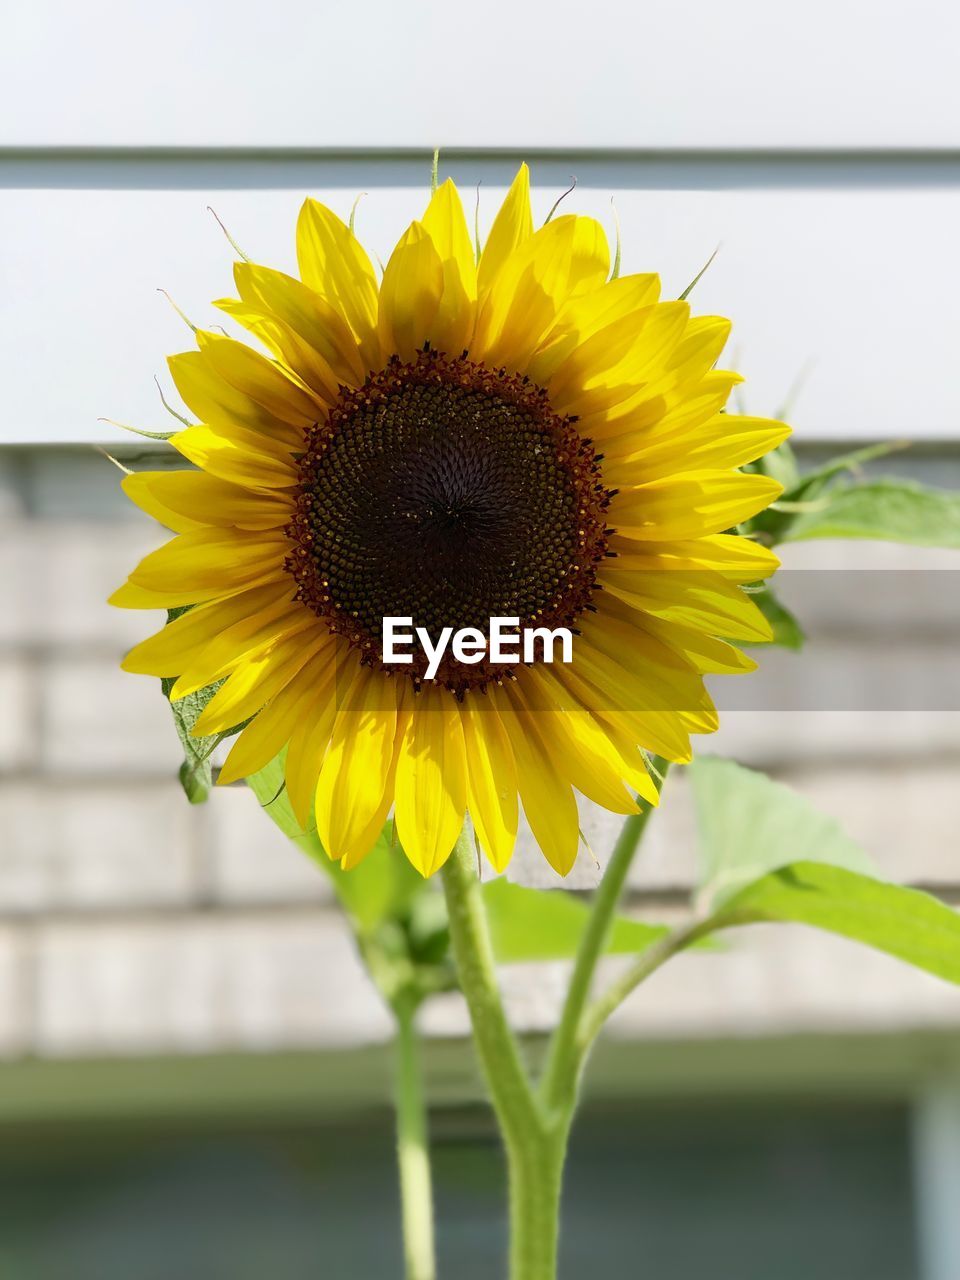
(2, 178, 956, 442)
(3, 0, 958, 149)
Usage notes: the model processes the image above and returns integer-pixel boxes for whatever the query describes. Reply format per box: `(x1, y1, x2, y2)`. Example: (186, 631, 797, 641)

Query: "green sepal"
(158, 607, 249, 804)
(160, 675, 225, 804)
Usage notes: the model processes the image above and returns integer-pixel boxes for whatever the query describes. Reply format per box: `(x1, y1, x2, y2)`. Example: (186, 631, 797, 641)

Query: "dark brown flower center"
(286, 350, 612, 693)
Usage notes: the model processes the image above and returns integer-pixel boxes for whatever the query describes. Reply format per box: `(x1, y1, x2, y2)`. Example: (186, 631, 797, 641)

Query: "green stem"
(540, 758, 670, 1112)
(506, 1124, 567, 1280)
(441, 827, 563, 1280)
(441, 828, 539, 1143)
(578, 917, 706, 1049)
(441, 771, 674, 1280)
(393, 994, 437, 1280)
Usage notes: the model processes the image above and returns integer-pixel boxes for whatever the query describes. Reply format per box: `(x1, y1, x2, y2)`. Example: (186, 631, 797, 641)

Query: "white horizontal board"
(2, 0, 959, 151)
(2, 174, 957, 444)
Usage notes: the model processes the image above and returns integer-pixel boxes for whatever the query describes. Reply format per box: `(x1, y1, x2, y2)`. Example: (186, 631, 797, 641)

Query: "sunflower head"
(286, 347, 612, 693)
(113, 165, 789, 878)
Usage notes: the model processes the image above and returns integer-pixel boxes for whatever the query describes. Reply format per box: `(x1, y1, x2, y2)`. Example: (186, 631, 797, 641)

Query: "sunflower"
(112, 165, 788, 877)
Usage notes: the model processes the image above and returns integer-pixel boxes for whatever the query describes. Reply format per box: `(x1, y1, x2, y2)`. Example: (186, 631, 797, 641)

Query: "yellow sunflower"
(112, 165, 788, 877)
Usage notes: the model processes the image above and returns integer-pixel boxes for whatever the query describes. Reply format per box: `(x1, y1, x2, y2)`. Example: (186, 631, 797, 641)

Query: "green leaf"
(744, 441, 910, 544)
(781, 440, 908, 504)
(714, 862, 960, 985)
(687, 766, 960, 986)
(751, 585, 805, 650)
(781, 478, 960, 547)
(482, 877, 665, 963)
(689, 757, 874, 909)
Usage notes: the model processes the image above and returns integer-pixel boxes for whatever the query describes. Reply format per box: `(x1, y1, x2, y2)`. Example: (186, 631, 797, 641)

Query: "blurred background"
(1, 2, 960, 1277)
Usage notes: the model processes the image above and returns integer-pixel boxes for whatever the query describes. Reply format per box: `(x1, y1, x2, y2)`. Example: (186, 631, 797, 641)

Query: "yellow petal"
(377, 222, 445, 362)
(167, 350, 302, 448)
(581, 721, 660, 807)
(548, 301, 690, 416)
(170, 605, 316, 698)
(600, 568, 774, 643)
(196, 330, 325, 426)
(213, 300, 342, 403)
(420, 178, 478, 355)
(394, 685, 467, 877)
(477, 163, 533, 298)
(121, 470, 290, 533)
(119, 567, 281, 608)
(218, 647, 336, 785)
(680, 701, 720, 735)
(577, 612, 717, 719)
(573, 628, 704, 735)
(128, 527, 290, 603)
(556, 660, 693, 764)
(424, 179, 478, 263)
(338, 780, 399, 871)
(526, 272, 661, 385)
(193, 628, 331, 735)
(600, 369, 743, 454)
(611, 472, 783, 541)
(513, 673, 639, 815)
(121, 469, 207, 534)
(284, 670, 342, 831)
(232, 262, 366, 385)
(120, 579, 295, 676)
(473, 215, 610, 370)
(314, 664, 401, 864)
(528, 665, 660, 806)
(109, 581, 188, 610)
(460, 692, 518, 873)
(582, 317, 734, 439)
(338, 687, 411, 870)
(296, 199, 380, 370)
(605, 533, 781, 584)
(636, 614, 758, 675)
(604, 415, 792, 485)
(171, 424, 299, 491)
(491, 682, 580, 876)
(639, 315, 733, 400)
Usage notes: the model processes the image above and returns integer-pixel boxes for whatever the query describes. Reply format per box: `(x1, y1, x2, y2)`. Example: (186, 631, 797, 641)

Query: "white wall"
(3, 0, 958, 149)
(2, 0, 958, 444)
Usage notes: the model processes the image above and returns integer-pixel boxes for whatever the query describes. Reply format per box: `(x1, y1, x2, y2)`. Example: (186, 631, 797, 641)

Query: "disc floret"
(286, 350, 613, 694)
